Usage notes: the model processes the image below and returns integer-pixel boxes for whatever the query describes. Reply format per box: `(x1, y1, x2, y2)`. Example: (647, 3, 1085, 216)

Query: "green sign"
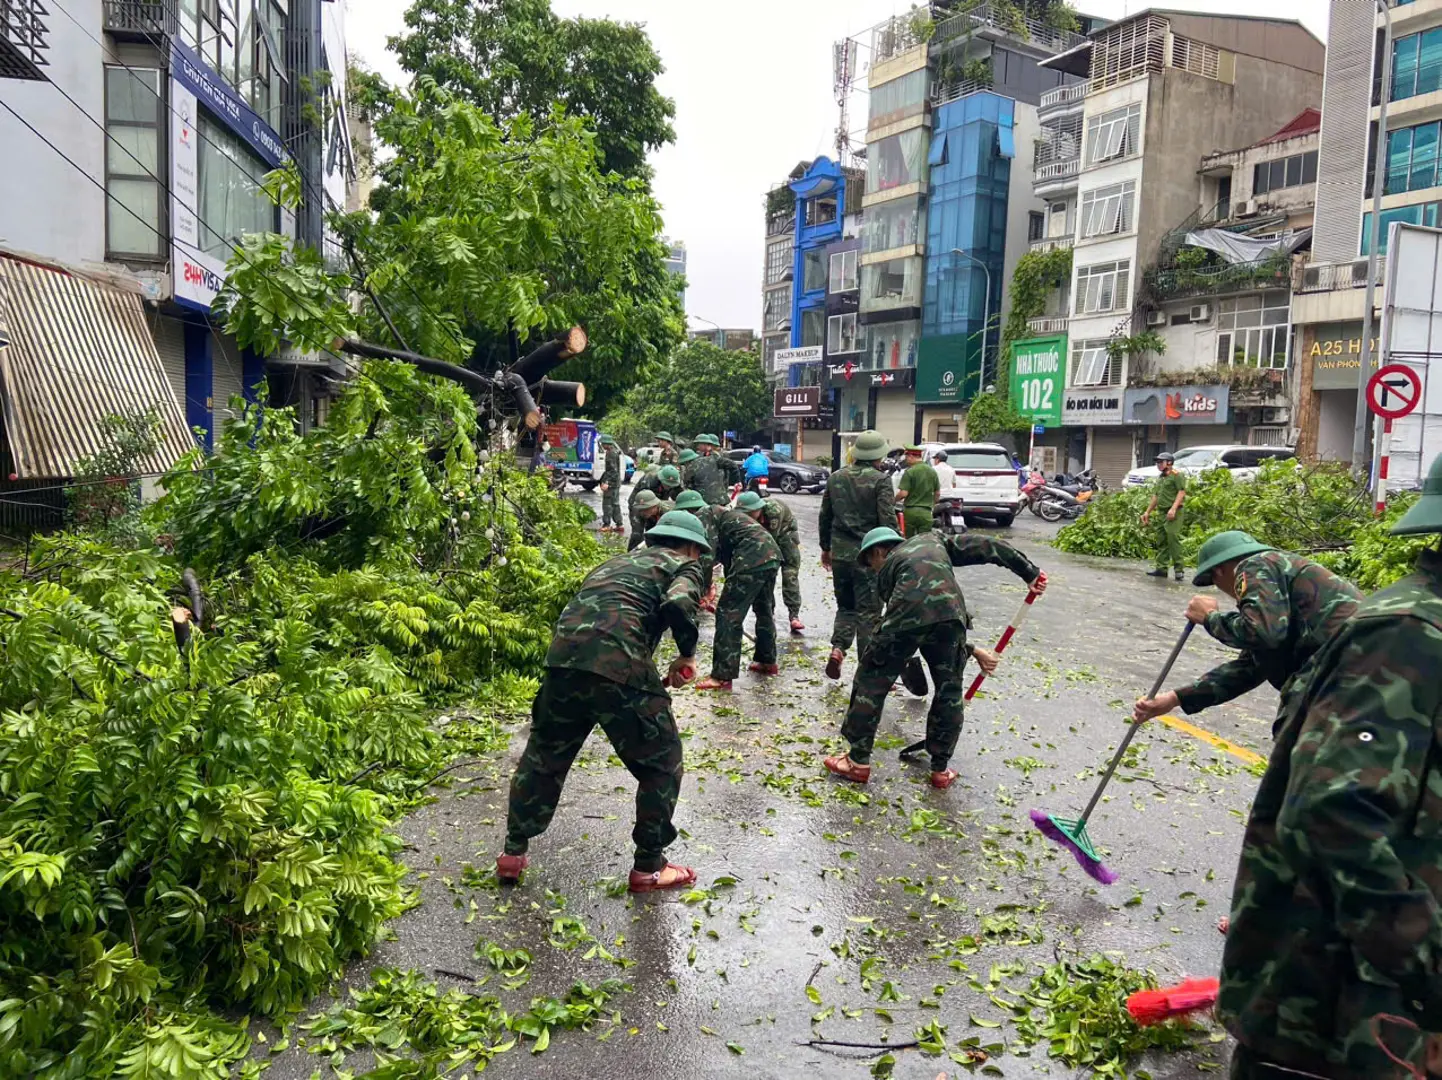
(1009, 334, 1066, 427)
(916, 333, 980, 405)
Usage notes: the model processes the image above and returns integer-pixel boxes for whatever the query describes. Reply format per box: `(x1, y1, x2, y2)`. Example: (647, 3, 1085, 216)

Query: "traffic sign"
(1033, 424, 1046, 435)
(1367, 363, 1422, 420)
(774, 386, 821, 418)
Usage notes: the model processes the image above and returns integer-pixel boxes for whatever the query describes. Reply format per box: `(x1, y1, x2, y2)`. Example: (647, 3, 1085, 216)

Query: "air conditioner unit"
(1235, 199, 1257, 217)
(1189, 302, 1212, 322)
(1349, 259, 1370, 284)
(1263, 406, 1291, 424)
(1146, 310, 1168, 327)
(1302, 265, 1322, 289)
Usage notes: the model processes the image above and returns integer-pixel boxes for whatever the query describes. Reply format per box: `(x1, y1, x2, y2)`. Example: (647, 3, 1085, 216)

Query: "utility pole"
(1354, 0, 1394, 478)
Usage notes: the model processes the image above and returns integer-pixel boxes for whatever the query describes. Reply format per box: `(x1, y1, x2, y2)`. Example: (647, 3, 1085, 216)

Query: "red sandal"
(824, 754, 871, 784)
(695, 677, 732, 691)
(825, 648, 844, 680)
(495, 853, 529, 883)
(628, 863, 698, 893)
(749, 662, 779, 675)
(929, 769, 959, 790)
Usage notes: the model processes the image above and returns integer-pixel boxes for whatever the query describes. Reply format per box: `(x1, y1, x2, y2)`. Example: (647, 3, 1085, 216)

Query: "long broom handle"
(1076, 622, 1195, 827)
(963, 590, 1040, 701)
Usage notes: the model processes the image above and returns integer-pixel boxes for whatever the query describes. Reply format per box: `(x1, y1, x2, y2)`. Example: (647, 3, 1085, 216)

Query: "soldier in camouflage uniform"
(824, 527, 1045, 789)
(598, 434, 623, 532)
(820, 431, 897, 680)
(1134, 530, 1363, 734)
(687, 434, 742, 506)
(677, 447, 699, 487)
(497, 510, 711, 893)
(674, 491, 781, 690)
(736, 490, 805, 633)
(626, 490, 671, 552)
(1218, 453, 1442, 1080)
(655, 431, 679, 467)
(630, 465, 683, 543)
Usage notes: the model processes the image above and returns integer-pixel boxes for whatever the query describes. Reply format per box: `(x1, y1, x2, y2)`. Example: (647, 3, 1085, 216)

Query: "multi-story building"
(788, 156, 863, 394)
(1010, 10, 1323, 484)
(0, 0, 354, 521)
(761, 166, 803, 381)
(689, 327, 757, 351)
(1291, 0, 1442, 463)
(664, 239, 687, 309)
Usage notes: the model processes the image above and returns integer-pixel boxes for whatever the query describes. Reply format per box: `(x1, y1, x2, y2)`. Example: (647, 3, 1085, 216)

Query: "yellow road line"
(1156, 714, 1265, 766)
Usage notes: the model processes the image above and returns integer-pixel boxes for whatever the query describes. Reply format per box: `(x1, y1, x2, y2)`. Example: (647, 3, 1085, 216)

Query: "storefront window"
(862, 199, 924, 253)
(198, 112, 276, 260)
(866, 129, 927, 192)
(863, 320, 920, 370)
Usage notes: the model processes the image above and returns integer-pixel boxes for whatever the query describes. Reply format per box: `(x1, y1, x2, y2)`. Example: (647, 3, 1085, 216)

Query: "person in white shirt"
(931, 450, 956, 492)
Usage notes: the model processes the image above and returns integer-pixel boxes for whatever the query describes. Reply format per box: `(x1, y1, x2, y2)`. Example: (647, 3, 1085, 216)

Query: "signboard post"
(1367, 362, 1423, 514)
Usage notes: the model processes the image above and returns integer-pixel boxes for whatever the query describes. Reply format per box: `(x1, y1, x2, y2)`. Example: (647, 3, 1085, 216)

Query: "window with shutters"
(1070, 338, 1122, 386)
(1084, 104, 1141, 165)
(1074, 261, 1131, 315)
(1078, 181, 1136, 238)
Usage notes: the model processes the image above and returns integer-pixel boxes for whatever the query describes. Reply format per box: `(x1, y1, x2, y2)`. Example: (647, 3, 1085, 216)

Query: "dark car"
(726, 449, 828, 494)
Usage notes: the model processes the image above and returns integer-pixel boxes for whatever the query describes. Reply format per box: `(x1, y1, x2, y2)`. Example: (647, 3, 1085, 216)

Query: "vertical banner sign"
(1009, 336, 1065, 427)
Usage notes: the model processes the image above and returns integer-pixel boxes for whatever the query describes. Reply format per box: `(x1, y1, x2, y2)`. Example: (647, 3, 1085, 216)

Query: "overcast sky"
(346, 0, 1330, 334)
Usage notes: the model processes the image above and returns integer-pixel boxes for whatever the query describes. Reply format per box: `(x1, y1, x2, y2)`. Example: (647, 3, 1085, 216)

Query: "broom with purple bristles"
(1030, 623, 1195, 884)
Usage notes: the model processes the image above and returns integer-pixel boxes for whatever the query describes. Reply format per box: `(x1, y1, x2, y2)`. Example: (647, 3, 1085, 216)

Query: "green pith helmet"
(655, 431, 674, 444)
(674, 490, 707, 511)
(1192, 530, 1275, 587)
(852, 431, 889, 462)
(696, 433, 719, 447)
(735, 491, 765, 512)
(858, 525, 905, 560)
(658, 465, 682, 487)
(678, 449, 699, 464)
(633, 490, 662, 511)
(646, 510, 712, 551)
(599, 434, 617, 447)
(1394, 452, 1442, 535)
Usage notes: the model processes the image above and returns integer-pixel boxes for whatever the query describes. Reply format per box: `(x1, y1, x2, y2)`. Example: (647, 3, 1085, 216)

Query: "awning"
(0, 254, 194, 480)
(1182, 227, 1312, 265)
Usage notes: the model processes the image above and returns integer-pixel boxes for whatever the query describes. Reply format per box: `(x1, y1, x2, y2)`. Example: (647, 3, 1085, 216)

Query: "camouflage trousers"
(1152, 516, 1184, 570)
(505, 667, 682, 873)
(711, 568, 778, 681)
(902, 508, 933, 537)
(842, 621, 968, 772)
(601, 485, 623, 528)
(780, 554, 802, 622)
(829, 558, 881, 655)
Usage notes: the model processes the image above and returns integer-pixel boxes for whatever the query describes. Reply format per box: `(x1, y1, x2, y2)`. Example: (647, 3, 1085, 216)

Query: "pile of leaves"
(0, 364, 605, 1076)
(1055, 460, 1430, 590)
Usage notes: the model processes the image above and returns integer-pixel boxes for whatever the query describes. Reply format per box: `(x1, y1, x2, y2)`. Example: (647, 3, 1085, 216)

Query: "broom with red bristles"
(1126, 977, 1219, 1025)
(1029, 623, 1195, 884)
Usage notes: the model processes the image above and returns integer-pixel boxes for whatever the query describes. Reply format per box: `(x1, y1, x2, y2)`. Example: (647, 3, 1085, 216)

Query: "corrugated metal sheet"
(0, 255, 194, 480)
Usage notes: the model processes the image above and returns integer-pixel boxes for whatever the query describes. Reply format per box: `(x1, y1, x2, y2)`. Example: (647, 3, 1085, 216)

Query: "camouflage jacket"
(875, 532, 1039, 641)
(626, 502, 671, 551)
(631, 470, 682, 510)
(819, 464, 897, 558)
(600, 447, 620, 485)
(691, 505, 780, 587)
(1218, 549, 1442, 1079)
(1175, 551, 1363, 724)
(687, 452, 741, 505)
(759, 498, 801, 566)
(545, 545, 704, 695)
(659, 446, 678, 466)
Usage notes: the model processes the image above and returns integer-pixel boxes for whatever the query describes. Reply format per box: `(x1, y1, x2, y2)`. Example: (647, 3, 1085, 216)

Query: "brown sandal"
(629, 863, 697, 893)
(824, 754, 871, 784)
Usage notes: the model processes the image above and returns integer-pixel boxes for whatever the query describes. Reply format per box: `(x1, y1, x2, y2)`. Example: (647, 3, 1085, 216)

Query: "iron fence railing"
(1294, 258, 1385, 293)
(0, 0, 50, 79)
(932, 3, 1087, 54)
(1144, 256, 1292, 302)
(1039, 83, 1087, 110)
(102, 0, 176, 36)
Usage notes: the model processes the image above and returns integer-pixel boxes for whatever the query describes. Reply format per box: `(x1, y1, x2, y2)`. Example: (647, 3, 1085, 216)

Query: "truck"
(540, 418, 634, 490)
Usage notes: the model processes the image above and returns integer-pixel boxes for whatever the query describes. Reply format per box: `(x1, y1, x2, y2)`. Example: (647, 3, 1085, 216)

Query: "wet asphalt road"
(261, 488, 1275, 1079)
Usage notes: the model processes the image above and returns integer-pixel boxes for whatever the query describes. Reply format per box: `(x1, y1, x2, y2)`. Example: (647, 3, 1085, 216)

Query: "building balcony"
(1035, 157, 1079, 183)
(1029, 236, 1073, 254)
(102, 0, 177, 40)
(0, 0, 49, 80)
(932, 3, 1087, 55)
(1027, 315, 1070, 335)
(1039, 83, 1087, 113)
(1294, 257, 1383, 294)
(931, 79, 990, 108)
(1144, 256, 1291, 303)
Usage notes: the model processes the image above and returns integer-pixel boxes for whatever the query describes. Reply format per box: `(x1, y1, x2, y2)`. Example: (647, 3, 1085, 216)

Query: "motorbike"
(1021, 469, 1050, 517)
(933, 492, 968, 535)
(1035, 469, 1101, 523)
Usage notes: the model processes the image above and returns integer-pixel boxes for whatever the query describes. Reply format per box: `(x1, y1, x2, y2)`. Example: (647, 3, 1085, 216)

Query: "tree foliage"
(0, 367, 606, 1075)
(1054, 459, 1429, 590)
(608, 340, 772, 441)
(387, 0, 676, 183)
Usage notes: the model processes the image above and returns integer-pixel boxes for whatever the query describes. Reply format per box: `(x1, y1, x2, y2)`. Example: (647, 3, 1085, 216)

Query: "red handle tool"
(964, 590, 1040, 701)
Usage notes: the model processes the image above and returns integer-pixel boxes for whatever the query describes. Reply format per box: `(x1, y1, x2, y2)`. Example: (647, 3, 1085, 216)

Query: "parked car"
(1123, 444, 1295, 487)
(724, 448, 828, 494)
(888, 442, 1023, 526)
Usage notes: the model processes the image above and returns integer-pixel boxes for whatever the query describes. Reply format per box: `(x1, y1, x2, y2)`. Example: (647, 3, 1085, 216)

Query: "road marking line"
(1157, 714, 1265, 766)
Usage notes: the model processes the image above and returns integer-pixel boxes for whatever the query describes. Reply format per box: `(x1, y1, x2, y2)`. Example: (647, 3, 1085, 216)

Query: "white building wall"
(0, 2, 108, 267)
(1001, 102, 1045, 317)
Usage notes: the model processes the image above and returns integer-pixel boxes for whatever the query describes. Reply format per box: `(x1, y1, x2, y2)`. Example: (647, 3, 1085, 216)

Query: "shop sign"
(776, 346, 823, 366)
(1061, 388, 1124, 426)
(1009, 335, 1065, 427)
(1308, 322, 1374, 390)
(870, 368, 915, 388)
(915, 334, 976, 404)
(774, 386, 820, 418)
(1124, 385, 1230, 425)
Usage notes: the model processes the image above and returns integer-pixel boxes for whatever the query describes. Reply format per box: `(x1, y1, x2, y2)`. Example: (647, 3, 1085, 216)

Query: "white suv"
(893, 442, 1023, 526)
(1124, 444, 1295, 486)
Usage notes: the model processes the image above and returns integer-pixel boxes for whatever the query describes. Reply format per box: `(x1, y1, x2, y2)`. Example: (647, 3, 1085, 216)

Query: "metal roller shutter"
(873, 389, 914, 448)
(1091, 430, 1134, 489)
(1176, 426, 1229, 451)
(151, 314, 188, 421)
(212, 334, 245, 420)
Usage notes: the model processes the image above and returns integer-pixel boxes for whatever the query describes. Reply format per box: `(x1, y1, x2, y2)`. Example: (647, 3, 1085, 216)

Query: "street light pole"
(1354, 0, 1394, 477)
(949, 248, 993, 385)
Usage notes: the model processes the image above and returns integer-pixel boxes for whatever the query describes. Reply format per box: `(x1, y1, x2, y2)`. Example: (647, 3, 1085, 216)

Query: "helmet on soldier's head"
(600, 434, 617, 447)
(678, 449, 699, 464)
(633, 490, 662, 511)
(658, 465, 682, 487)
(646, 510, 712, 551)
(673, 490, 707, 511)
(655, 431, 674, 444)
(695, 434, 719, 447)
(1192, 530, 1275, 587)
(1393, 452, 1442, 535)
(857, 526, 905, 561)
(852, 431, 889, 462)
(735, 491, 765, 513)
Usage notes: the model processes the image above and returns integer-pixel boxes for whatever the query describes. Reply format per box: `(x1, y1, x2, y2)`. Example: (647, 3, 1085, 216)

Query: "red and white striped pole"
(1376, 417, 1393, 517)
(964, 590, 1041, 701)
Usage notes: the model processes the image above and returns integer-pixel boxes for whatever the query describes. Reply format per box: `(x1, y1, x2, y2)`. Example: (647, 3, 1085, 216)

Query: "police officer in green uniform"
(1219, 453, 1442, 1080)
(1142, 451, 1187, 580)
(819, 431, 896, 681)
(497, 510, 709, 893)
(896, 444, 939, 536)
